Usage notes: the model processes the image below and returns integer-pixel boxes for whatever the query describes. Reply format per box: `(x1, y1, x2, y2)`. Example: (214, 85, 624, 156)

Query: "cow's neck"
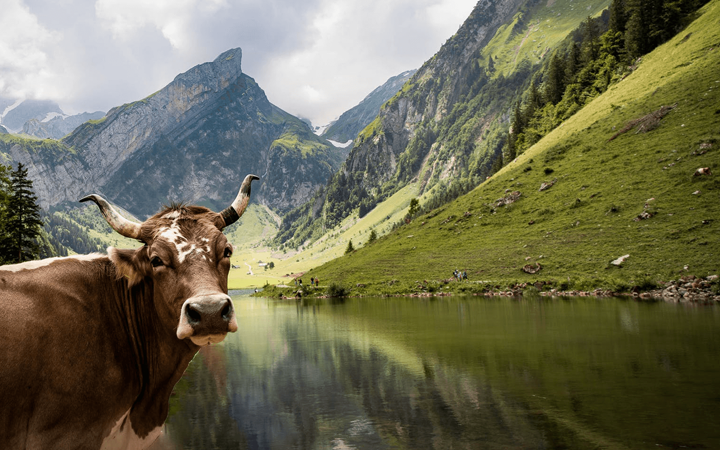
(105, 262, 200, 438)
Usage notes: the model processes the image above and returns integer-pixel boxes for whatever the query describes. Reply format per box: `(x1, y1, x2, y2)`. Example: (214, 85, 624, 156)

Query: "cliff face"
(338, 0, 528, 194)
(22, 111, 106, 140)
(321, 69, 416, 144)
(0, 48, 344, 218)
(274, 0, 612, 247)
(274, 0, 532, 243)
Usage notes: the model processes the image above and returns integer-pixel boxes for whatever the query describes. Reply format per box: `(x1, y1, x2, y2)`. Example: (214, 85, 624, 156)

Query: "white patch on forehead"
(156, 220, 212, 264)
(177, 243, 197, 264)
(161, 211, 181, 219)
(0, 254, 105, 272)
(101, 409, 162, 450)
(157, 220, 186, 245)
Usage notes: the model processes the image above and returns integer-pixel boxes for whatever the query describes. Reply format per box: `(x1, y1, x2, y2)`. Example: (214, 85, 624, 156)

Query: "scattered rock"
(495, 191, 522, 207)
(693, 167, 712, 176)
(539, 179, 557, 192)
(611, 254, 630, 266)
(522, 263, 542, 274)
(528, 220, 535, 225)
(634, 212, 653, 221)
(692, 190, 701, 195)
(608, 103, 676, 141)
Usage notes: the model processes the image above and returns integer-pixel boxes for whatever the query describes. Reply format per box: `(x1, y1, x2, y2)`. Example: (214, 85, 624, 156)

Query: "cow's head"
(80, 174, 259, 347)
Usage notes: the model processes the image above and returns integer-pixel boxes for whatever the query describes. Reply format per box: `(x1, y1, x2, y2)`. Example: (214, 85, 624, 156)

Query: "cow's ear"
(108, 247, 150, 286)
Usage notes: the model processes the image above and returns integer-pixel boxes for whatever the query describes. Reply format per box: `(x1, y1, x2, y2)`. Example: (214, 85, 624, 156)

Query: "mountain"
(273, 0, 610, 248)
(0, 99, 63, 132)
(22, 111, 106, 139)
(300, 0, 720, 293)
(321, 70, 416, 144)
(0, 48, 345, 219)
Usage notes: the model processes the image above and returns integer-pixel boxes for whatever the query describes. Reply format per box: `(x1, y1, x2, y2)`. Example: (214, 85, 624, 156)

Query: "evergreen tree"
(609, 0, 627, 32)
(0, 164, 11, 263)
(345, 240, 354, 254)
(564, 43, 581, 85)
(544, 53, 566, 105)
(486, 55, 496, 75)
(3, 163, 43, 263)
(580, 16, 601, 64)
(625, 2, 648, 60)
(367, 229, 377, 245)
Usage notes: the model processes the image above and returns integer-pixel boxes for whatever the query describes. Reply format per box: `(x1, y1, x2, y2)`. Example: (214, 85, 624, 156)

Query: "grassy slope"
(485, 0, 607, 75)
(229, 184, 419, 288)
(298, 0, 720, 294)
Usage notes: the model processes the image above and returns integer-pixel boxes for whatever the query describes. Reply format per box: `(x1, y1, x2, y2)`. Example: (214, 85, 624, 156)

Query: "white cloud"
(0, 0, 57, 98)
(1, 0, 477, 124)
(95, 0, 206, 51)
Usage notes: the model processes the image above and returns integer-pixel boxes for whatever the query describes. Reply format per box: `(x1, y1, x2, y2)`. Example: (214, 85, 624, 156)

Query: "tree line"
(0, 162, 108, 265)
(504, 0, 708, 162)
(0, 163, 44, 264)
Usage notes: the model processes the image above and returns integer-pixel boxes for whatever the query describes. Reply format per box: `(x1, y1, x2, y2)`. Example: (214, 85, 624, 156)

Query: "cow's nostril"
(221, 302, 232, 320)
(186, 304, 202, 324)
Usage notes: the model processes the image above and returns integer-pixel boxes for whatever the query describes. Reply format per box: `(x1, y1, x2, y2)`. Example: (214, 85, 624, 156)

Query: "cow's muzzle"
(176, 294, 238, 345)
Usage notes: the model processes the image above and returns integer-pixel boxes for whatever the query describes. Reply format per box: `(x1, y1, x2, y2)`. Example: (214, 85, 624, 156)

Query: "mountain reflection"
(157, 296, 720, 450)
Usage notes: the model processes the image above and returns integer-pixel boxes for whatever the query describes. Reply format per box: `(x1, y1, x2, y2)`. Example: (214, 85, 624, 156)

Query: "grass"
(483, 0, 610, 76)
(234, 184, 420, 289)
(281, 0, 720, 297)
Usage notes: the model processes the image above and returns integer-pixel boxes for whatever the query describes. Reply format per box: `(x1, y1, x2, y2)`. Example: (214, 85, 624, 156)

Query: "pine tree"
(367, 229, 377, 245)
(564, 43, 581, 85)
(609, 0, 627, 32)
(0, 164, 11, 264)
(3, 163, 44, 263)
(345, 240, 354, 254)
(625, 0, 648, 61)
(580, 16, 600, 64)
(544, 53, 566, 105)
(486, 55, 495, 75)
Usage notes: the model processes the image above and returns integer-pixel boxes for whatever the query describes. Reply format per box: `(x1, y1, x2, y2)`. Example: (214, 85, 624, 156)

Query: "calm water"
(156, 295, 720, 450)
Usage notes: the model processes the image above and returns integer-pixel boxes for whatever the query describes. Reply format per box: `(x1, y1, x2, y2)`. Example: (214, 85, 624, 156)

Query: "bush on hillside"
(326, 283, 348, 298)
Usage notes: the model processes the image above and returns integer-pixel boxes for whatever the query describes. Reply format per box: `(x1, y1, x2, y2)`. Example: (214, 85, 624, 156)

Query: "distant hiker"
(463, 271, 467, 280)
(294, 279, 298, 286)
(311, 277, 314, 286)
(315, 278, 319, 287)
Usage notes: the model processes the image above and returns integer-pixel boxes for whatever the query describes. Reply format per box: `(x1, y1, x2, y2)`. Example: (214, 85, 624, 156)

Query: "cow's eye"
(223, 247, 233, 259)
(151, 256, 164, 268)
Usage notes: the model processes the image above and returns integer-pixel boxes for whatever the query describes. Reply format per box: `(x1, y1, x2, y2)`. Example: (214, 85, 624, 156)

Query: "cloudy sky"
(0, 0, 477, 126)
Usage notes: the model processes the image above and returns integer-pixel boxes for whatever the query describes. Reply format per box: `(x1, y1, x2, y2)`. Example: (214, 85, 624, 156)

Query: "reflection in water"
(158, 296, 720, 449)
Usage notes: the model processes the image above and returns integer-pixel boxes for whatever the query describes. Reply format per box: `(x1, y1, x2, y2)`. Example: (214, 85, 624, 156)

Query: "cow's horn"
(79, 194, 142, 240)
(220, 174, 259, 227)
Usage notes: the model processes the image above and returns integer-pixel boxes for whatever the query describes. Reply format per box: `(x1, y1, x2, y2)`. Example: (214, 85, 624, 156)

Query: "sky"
(0, 0, 477, 126)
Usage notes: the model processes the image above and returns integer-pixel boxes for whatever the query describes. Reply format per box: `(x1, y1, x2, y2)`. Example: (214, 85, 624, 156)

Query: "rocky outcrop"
(22, 111, 105, 140)
(321, 69, 416, 144)
(0, 99, 63, 132)
(1, 48, 343, 218)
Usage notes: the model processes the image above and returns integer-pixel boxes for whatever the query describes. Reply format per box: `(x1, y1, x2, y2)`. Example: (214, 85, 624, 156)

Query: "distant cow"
(0, 174, 258, 449)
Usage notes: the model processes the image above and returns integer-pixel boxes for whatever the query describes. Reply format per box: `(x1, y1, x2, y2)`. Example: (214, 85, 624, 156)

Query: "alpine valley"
(1, 0, 718, 295)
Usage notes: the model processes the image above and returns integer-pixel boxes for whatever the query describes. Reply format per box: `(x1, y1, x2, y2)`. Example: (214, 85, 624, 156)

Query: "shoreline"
(255, 275, 720, 303)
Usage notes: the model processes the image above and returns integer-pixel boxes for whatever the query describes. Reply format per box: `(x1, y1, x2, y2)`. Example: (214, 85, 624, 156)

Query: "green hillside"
(290, 0, 720, 295)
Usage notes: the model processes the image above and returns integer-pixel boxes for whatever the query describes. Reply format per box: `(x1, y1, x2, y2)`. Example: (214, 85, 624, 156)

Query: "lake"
(155, 294, 720, 449)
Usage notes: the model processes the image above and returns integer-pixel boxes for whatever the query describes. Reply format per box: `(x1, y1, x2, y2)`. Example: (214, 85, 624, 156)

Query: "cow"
(0, 174, 259, 449)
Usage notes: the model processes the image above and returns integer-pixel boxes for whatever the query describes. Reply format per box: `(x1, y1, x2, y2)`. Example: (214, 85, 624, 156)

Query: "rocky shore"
(474, 275, 720, 302)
